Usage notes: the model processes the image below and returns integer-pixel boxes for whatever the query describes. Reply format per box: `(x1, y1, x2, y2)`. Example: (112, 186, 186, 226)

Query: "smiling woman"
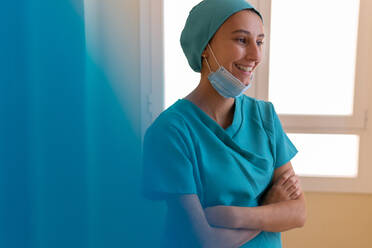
(141, 0, 306, 247)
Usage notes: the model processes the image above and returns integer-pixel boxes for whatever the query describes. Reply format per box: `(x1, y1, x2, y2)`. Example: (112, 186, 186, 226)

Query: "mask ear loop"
(207, 44, 221, 67)
(203, 55, 212, 73)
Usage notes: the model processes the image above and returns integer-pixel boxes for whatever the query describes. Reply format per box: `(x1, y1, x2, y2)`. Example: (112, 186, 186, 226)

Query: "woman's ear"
(201, 45, 209, 58)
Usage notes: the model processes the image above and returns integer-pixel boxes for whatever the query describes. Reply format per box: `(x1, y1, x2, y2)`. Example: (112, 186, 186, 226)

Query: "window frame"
(140, 0, 372, 193)
(140, 0, 164, 143)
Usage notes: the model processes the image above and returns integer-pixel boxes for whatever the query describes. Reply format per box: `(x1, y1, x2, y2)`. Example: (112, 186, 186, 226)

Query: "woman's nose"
(245, 43, 261, 62)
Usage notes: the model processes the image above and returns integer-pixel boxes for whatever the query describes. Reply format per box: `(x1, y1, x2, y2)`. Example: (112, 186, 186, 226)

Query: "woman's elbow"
(296, 211, 306, 228)
(296, 199, 307, 228)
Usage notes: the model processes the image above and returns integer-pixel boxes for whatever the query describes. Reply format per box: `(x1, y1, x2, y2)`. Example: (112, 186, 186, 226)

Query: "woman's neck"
(184, 78, 236, 129)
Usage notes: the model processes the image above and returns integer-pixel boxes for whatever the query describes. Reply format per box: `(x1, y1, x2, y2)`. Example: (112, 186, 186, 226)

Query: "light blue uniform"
(142, 95, 298, 247)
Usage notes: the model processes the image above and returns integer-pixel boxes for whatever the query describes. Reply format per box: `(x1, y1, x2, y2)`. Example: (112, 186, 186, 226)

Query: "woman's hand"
(261, 169, 302, 205)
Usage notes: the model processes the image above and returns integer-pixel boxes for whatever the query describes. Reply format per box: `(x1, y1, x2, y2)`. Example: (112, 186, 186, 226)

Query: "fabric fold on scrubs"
(141, 95, 298, 248)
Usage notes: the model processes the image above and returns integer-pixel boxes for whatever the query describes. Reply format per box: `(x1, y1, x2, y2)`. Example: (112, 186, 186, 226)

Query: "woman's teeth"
(235, 64, 253, 72)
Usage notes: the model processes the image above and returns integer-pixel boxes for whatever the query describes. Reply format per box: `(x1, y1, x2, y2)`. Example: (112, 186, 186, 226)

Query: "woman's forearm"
(238, 194, 306, 232)
(206, 194, 306, 232)
(167, 194, 261, 248)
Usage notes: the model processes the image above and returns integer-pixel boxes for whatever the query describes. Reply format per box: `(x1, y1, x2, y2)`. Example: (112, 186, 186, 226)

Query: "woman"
(142, 0, 306, 247)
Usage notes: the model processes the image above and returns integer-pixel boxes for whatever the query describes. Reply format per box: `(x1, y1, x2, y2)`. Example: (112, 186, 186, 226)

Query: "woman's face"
(203, 10, 264, 86)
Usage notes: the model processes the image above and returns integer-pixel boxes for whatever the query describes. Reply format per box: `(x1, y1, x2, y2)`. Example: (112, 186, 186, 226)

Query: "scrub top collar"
(178, 95, 243, 138)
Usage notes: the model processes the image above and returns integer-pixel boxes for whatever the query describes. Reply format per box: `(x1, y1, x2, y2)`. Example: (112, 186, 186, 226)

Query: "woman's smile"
(234, 63, 253, 73)
(233, 63, 254, 84)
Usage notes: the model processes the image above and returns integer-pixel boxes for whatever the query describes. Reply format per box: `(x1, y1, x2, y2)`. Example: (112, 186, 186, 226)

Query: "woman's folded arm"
(205, 194, 306, 232)
(205, 161, 307, 232)
(166, 194, 261, 248)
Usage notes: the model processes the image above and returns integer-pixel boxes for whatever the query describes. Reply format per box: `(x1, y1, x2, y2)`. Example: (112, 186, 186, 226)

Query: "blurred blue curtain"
(0, 1, 145, 248)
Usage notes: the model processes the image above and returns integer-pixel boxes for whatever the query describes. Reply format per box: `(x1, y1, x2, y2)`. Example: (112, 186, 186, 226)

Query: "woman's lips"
(234, 63, 253, 76)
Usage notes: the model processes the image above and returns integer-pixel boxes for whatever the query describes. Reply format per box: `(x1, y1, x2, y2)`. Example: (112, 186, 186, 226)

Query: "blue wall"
(1, 1, 30, 248)
(0, 1, 153, 247)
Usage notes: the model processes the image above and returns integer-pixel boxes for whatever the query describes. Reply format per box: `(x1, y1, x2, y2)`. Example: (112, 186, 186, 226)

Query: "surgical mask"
(204, 44, 253, 98)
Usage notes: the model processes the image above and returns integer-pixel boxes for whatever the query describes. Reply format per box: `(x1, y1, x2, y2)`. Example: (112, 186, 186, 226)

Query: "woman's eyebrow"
(232, 29, 265, 38)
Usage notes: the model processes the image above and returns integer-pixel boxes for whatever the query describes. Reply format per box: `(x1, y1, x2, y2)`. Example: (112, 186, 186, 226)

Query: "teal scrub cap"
(180, 0, 263, 73)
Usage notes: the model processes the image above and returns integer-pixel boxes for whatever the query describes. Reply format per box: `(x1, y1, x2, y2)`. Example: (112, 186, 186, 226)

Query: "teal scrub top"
(142, 95, 298, 248)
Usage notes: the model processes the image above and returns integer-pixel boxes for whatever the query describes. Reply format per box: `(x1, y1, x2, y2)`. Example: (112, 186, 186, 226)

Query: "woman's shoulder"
(145, 101, 189, 139)
(241, 95, 277, 132)
(241, 95, 274, 115)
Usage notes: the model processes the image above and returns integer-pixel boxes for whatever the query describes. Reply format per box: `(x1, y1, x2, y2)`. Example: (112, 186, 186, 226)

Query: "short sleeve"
(141, 119, 197, 201)
(270, 103, 298, 168)
(256, 100, 298, 169)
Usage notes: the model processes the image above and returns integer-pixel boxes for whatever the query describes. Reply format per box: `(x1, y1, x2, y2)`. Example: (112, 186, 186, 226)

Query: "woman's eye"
(257, 40, 264, 46)
(236, 38, 246, 44)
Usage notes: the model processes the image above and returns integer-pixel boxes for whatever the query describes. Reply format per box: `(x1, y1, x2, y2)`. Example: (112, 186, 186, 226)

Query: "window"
(256, 0, 370, 192)
(267, 0, 362, 178)
(140, 0, 372, 193)
(269, 0, 359, 116)
(163, 0, 201, 108)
